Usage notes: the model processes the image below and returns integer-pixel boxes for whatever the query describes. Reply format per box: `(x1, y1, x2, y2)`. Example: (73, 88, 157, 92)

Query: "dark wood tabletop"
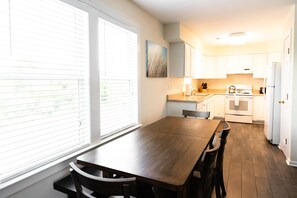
(77, 116, 220, 196)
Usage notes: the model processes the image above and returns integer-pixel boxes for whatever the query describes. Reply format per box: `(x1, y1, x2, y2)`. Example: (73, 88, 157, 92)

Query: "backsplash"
(194, 74, 264, 91)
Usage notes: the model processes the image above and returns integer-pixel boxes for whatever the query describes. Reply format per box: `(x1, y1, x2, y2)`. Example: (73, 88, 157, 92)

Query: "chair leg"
(219, 171, 226, 197)
(214, 174, 221, 198)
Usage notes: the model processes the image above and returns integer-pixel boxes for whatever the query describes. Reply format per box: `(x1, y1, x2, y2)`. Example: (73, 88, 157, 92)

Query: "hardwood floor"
(212, 122, 297, 198)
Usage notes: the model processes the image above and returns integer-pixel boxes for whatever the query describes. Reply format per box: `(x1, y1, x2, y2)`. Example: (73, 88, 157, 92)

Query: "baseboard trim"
(286, 159, 297, 167)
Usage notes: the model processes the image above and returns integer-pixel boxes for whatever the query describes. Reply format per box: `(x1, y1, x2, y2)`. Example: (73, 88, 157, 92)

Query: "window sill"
(0, 124, 142, 197)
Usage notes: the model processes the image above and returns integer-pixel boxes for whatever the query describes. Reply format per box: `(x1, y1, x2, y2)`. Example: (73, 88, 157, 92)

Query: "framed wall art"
(145, 40, 167, 77)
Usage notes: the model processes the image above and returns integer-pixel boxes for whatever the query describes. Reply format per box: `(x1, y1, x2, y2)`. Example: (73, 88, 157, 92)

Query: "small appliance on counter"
(185, 84, 192, 96)
(259, 87, 266, 94)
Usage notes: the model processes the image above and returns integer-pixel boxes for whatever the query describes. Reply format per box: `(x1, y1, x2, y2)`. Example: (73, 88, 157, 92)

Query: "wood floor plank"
(242, 160, 257, 198)
(211, 122, 297, 198)
(226, 163, 242, 198)
(255, 177, 273, 198)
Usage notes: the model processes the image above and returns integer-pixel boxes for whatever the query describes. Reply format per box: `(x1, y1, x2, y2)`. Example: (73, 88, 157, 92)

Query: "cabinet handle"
(244, 68, 250, 71)
(279, 100, 285, 104)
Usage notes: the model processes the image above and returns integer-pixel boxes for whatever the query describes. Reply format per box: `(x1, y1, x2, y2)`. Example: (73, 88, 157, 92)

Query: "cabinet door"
(207, 96, 216, 119)
(169, 42, 192, 78)
(239, 54, 253, 73)
(184, 43, 191, 77)
(227, 55, 239, 74)
(215, 95, 225, 118)
(253, 54, 268, 78)
(217, 56, 227, 78)
(204, 56, 217, 79)
(191, 49, 203, 78)
(253, 96, 265, 121)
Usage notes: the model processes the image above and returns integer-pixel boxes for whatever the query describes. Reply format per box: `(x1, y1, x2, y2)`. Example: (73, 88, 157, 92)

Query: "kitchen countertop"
(167, 89, 265, 103)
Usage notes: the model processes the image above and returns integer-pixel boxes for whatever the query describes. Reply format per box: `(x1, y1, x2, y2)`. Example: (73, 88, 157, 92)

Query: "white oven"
(225, 95, 253, 123)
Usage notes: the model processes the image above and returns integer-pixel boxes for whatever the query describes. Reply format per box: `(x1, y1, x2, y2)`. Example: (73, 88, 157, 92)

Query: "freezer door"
(264, 86, 274, 141)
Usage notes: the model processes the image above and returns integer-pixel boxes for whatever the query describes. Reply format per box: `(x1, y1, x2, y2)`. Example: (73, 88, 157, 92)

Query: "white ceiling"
(130, 0, 295, 46)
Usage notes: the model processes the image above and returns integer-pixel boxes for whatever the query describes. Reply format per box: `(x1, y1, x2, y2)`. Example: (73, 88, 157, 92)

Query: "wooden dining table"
(76, 116, 220, 197)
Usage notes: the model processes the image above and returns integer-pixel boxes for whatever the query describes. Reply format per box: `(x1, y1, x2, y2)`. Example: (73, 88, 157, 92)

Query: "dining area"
(54, 112, 231, 198)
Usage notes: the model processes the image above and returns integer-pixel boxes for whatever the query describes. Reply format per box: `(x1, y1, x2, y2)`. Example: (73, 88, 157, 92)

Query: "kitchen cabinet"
(197, 95, 215, 119)
(207, 96, 216, 119)
(253, 96, 265, 121)
(227, 55, 253, 74)
(215, 95, 225, 118)
(169, 42, 194, 77)
(226, 55, 239, 74)
(253, 54, 268, 78)
(239, 54, 253, 73)
(191, 50, 203, 78)
(197, 55, 220, 79)
(203, 55, 217, 79)
(217, 56, 227, 78)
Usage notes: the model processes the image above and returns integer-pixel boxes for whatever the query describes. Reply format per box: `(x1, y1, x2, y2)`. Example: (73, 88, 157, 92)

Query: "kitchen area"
(165, 25, 282, 145)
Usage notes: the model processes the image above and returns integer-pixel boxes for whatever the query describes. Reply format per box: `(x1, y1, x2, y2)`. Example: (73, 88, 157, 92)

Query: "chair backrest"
(216, 121, 231, 172)
(195, 139, 220, 197)
(69, 162, 136, 198)
(182, 110, 210, 119)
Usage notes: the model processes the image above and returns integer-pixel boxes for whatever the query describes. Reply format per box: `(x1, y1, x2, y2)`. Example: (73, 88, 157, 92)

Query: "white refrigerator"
(264, 62, 281, 145)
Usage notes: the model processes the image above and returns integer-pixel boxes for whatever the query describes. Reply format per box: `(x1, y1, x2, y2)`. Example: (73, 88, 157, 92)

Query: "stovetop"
(226, 84, 253, 96)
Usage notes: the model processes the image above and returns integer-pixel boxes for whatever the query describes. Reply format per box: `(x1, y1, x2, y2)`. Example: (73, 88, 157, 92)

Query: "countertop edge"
(167, 92, 265, 103)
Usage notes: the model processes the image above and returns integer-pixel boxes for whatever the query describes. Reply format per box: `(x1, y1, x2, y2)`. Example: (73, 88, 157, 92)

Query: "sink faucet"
(191, 88, 198, 95)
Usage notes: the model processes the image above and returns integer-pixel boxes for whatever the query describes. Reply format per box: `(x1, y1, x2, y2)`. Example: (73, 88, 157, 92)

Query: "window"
(0, 0, 89, 183)
(0, 0, 139, 186)
(98, 17, 138, 137)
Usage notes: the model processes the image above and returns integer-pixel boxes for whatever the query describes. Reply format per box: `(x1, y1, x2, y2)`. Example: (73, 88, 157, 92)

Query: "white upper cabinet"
(226, 55, 239, 74)
(198, 55, 225, 79)
(203, 55, 217, 79)
(170, 42, 194, 77)
(239, 54, 253, 73)
(253, 53, 268, 78)
(226, 54, 253, 74)
(217, 56, 227, 78)
(192, 49, 204, 78)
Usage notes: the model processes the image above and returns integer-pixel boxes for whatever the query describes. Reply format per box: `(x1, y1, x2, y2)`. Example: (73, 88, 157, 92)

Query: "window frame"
(0, 0, 140, 193)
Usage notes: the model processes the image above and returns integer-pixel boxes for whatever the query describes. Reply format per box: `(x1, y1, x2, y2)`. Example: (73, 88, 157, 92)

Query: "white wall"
(2, 0, 183, 197)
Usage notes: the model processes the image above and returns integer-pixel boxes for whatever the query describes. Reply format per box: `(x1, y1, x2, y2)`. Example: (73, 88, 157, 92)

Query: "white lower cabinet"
(206, 96, 215, 119)
(197, 96, 216, 119)
(215, 95, 225, 118)
(253, 96, 265, 121)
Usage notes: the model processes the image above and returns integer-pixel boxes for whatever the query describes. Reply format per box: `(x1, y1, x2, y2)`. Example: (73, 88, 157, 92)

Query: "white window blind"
(0, 0, 89, 183)
(98, 17, 138, 137)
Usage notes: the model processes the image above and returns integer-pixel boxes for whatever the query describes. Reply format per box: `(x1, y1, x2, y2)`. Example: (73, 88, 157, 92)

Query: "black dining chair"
(190, 138, 221, 198)
(69, 162, 137, 198)
(182, 109, 210, 119)
(213, 121, 231, 198)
